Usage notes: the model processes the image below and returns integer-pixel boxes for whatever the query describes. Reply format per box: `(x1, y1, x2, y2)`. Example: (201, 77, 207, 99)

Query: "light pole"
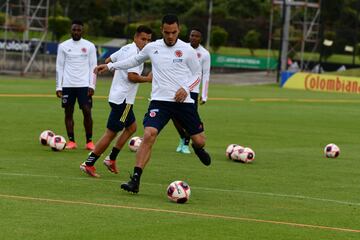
(205, 0, 213, 50)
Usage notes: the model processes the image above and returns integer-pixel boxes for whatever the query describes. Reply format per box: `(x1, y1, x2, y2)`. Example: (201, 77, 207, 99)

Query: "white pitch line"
(0, 193, 359, 233)
(1, 172, 359, 207)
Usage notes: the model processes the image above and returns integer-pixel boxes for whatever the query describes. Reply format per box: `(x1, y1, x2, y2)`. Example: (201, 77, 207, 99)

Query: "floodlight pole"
(352, 1, 360, 66)
(318, 0, 324, 73)
(206, 0, 213, 50)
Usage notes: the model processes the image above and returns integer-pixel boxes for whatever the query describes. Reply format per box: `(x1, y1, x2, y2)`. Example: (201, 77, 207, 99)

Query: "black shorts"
(61, 87, 92, 109)
(143, 100, 204, 135)
(190, 92, 198, 110)
(107, 102, 135, 132)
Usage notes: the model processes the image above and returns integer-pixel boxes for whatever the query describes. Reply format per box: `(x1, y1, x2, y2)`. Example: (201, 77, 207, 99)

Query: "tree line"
(2, 0, 360, 56)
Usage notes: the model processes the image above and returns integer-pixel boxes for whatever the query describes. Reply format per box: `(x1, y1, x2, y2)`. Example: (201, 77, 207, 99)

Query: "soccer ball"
(49, 135, 66, 151)
(167, 180, 191, 204)
(39, 130, 55, 146)
(226, 144, 239, 159)
(324, 143, 340, 158)
(230, 145, 245, 161)
(128, 136, 142, 152)
(233, 147, 255, 163)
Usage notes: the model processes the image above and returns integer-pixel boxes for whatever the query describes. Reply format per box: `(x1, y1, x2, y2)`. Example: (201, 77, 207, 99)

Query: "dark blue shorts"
(143, 100, 204, 135)
(62, 87, 92, 109)
(190, 92, 198, 110)
(107, 102, 135, 132)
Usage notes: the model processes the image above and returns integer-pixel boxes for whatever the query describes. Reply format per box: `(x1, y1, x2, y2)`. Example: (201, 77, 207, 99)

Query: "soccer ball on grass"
(324, 143, 340, 158)
(49, 135, 66, 151)
(167, 180, 191, 204)
(39, 130, 55, 146)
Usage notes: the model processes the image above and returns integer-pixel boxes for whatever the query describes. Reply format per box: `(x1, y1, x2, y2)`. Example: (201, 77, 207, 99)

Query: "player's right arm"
(94, 44, 151, 74)
(128, 72, 152, 83)
(55, 44, 65, 98)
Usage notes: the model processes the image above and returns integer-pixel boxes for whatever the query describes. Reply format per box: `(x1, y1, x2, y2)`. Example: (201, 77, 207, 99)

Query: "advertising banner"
(282, 72, 360, 94)
(211, 53, 277, 70)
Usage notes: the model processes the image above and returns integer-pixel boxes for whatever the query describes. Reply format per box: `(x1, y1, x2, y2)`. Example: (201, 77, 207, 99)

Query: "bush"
(0, 12, 5, 26)
(210, 26, 228, 52)
(242, 29, 261, 56)
(103, 16, 127, 38)
(48, 16, 71, 42)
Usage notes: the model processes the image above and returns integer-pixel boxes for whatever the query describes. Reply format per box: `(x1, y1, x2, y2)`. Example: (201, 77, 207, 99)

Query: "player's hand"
(200, 100, 206, 105)
(56, 90, 62, 98)
(88, 88, 94, 97)
(175, 88, 188, 103)
(94, 64, 109, 74)
(146, 72, 153, 82)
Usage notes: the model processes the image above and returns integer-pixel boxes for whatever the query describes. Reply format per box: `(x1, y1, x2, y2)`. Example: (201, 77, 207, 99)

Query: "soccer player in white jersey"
(94, 14, 211, 194)
(174, 28, 211, 154)
(79, 26, 152, 177)
(56, 20, 97, 150)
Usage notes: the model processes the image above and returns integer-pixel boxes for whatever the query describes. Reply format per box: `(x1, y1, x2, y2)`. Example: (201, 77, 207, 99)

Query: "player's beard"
(72, 34, 81, 41)
(164, 38, 178, 47)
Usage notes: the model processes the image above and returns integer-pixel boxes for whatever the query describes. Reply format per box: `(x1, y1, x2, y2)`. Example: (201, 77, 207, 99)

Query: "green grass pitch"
(0, 75, 359, 240)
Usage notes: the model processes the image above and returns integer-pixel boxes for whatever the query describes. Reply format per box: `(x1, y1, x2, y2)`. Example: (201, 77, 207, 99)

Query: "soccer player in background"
(56, 20, 97, 150)
(94, 14, 211, 194)
(80, 25, 153, 177)
(174, 28, 211, 154)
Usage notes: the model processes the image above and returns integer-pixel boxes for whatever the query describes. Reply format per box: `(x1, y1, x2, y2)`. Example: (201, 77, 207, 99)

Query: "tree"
(242, 30, 261, 56)
(48, 16, 71, 42)
(210, 26, 228, 52)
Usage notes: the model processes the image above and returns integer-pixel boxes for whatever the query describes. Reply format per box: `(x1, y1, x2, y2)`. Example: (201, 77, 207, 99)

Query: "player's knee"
(191, 134, 206, 148)
(126, 122, 137, 134)
(82, 107, 92, 118)
(143, 127, 158, 143)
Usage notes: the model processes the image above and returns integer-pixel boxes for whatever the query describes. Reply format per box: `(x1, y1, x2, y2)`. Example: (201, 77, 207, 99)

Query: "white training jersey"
(107, 39, 201, 103)
(108, 42, 143, 104)
(190, 44, 211, 102)
(56, 38, 97, 91)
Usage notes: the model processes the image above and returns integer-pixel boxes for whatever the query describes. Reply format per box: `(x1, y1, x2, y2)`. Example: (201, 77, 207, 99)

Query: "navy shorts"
(62, 87, 92, 109)
(190, 92, 198, 110)
(107, 102, 135, 132)
(143, 100, 204, 135)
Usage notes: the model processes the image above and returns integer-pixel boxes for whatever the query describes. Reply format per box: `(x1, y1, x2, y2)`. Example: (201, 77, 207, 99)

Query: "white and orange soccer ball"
(167, 180, 191, 204)
(128, 136, 142, 152)
(231, 147, 255, 163)
(49, 135, 66, 151)
(226, 144, 239, 159)
(324, 143, 340, 158)
(39, 130, 55, 146)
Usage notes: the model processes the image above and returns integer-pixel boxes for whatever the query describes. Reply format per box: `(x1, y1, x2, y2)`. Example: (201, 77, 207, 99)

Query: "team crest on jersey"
(175, 50, 183, 57)
(197, 52, 201, 58)
(81, 48, 87, 53)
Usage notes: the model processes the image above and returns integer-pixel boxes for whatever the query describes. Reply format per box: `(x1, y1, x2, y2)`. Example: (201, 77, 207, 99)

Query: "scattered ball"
(39, 130, 55, 146)
(226, 144, 239, 159)
(324, 143, 340, 158)
(167, 180, 191, 204)
(128, 136, 142, 152)
(49, 135, 66, 151)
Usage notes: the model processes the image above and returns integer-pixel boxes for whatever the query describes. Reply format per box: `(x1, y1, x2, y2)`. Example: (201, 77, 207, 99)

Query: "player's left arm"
(186, 49, 202, 93)
(88, 44, 97, 96)
(200, 51, 211, 105)
(175, 50, 201, 103)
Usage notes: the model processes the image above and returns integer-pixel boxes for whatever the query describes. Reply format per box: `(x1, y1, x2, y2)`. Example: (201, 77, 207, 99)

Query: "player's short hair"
(191, 28, 203, 35)
(136, 25, 152, 35)
(162, 14, 179, 26)
(71, 19, 84, 26)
